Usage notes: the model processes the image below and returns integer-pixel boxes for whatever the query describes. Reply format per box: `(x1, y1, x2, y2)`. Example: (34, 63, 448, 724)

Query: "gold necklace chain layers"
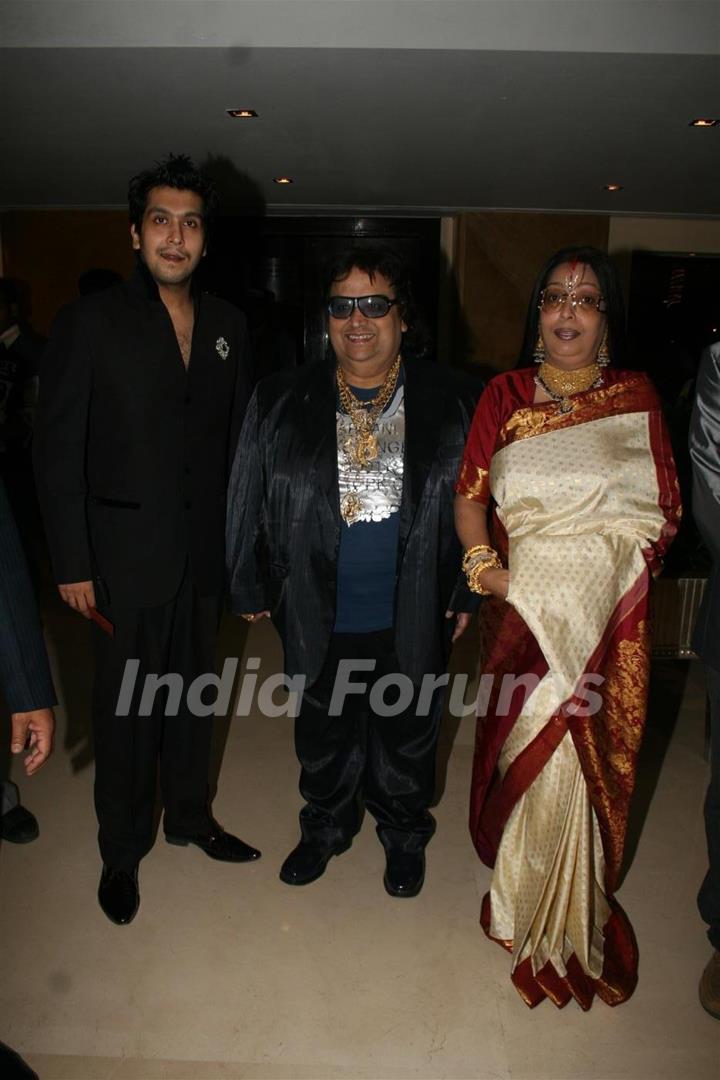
(336, 355, 402, 469)
(535, 360, 603, 415)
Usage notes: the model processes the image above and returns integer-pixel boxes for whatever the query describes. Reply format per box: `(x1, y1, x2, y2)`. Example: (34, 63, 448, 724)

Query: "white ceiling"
(2, 1, 719, 216)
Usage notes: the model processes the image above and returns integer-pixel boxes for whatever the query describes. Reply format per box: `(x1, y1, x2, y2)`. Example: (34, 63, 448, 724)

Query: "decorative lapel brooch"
(215, 337, 230, 360)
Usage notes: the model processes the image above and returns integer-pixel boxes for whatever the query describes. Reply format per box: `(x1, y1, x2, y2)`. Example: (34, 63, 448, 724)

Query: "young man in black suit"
(227, 248, 479, 898)
(35, 154, 259, 926)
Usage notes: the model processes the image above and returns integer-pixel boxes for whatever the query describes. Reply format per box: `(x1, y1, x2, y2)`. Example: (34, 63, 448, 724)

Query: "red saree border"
(481, 892, 639, 1010)
(567, 570, 652, 894)
(473, 566, 651, 875)
(575, 565, 649, 674)
(496, 372, 658, 453)
(645, 408, 682, 572)
(470, 596, 548, 867)
(478, 712, 567, 863)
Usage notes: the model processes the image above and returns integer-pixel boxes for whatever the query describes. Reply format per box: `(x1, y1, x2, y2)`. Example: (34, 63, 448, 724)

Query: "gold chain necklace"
(535, 360, 603, 414)
(336, 356, 401, 468)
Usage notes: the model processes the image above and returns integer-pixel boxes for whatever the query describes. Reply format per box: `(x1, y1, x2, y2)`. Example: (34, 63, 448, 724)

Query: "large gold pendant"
(341, 491, 364, 524)
(343, 430, 379, 469)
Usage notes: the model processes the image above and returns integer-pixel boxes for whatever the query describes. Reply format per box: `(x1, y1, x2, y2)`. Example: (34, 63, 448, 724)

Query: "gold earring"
(533, 332, 546, 364)
(597, 335, 610, 366)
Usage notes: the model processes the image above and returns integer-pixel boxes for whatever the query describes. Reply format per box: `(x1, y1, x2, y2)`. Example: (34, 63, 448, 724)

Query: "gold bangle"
(466, 558, 502, 595)
(462, 544, 498, 572)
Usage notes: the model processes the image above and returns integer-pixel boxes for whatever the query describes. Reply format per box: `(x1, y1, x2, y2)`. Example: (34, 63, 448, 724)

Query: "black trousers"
(295, 629, 443, 855)
(699, 664, 720, 951)
(92, 569, 220, 870)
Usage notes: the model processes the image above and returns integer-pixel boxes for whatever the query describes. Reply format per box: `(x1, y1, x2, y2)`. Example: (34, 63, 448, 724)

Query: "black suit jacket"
(227, 359, 480, 687)
(34, 263, 250, 607)
(0, 478, 56, 713)
(691, 341, 720, 672)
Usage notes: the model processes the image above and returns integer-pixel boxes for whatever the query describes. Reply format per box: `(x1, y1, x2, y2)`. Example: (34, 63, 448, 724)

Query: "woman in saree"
(454, 246, 681, 1010)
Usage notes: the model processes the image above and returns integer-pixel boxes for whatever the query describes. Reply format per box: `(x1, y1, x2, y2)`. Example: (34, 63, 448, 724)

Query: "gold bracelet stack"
(462, 544, 503, 596)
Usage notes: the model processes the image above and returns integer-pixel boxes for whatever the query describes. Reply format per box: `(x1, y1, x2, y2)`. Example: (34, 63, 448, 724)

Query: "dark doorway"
(200, 216, 441, 381)
(627, 251, 720, 575)
(627, 251, 720, 402)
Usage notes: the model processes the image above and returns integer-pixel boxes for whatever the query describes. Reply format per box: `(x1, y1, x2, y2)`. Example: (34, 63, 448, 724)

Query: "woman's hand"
(477, 568, 510, 600)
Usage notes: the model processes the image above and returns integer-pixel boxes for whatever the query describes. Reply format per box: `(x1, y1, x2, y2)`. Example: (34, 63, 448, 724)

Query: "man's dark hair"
(127, 153, 219, 232)
(325, 247, 431, 361)
(517, 245, 627, 368)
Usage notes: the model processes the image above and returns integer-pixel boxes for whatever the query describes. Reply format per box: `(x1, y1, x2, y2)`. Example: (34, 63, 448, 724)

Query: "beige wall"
(609, 216, 720, 256)
(452, 211, 609, 373)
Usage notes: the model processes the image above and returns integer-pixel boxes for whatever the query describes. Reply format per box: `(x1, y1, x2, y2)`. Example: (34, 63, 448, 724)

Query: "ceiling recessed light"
(689, 118, 718, 127)
(604, 183, 624, 192)
(273, 176, 294, 185)
(226, 108, 258, 118)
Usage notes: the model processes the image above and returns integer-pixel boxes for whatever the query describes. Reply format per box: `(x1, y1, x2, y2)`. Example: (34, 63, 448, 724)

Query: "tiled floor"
(1, 610, 718, 1079)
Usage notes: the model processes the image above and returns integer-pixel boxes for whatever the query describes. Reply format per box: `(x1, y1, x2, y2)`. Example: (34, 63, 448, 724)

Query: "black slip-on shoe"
(279, 839, 351, 886)
(383, 849, 425, 898)
(98, 865, 139, 925)
(165, 824, 261, 863)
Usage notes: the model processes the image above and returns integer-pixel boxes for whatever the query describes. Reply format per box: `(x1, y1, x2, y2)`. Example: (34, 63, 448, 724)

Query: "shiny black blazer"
(227, 359, 480, 686)
(690, 341, 720, 672)
(34, 264, 250, 607)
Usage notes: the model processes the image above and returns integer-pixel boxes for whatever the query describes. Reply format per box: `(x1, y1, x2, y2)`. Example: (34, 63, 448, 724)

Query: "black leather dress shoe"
(98, 865, 139, 925)
(279, 839, 351, 886)
(0, 804, 39, 844)
(165, 823, 261, 863)
(383, 850, 425, 898)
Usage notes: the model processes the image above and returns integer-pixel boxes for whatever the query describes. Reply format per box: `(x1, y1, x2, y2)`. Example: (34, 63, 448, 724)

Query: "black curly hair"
(127, 153, 219, 232)
(325, 247, 431, 362)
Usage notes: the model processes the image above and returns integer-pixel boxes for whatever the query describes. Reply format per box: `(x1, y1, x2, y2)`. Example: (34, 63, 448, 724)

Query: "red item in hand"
(88, 607, 114, 637)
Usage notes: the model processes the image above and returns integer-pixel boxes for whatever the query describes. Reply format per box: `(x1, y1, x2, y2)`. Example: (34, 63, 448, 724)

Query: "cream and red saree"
(456, 367, 681, 1010)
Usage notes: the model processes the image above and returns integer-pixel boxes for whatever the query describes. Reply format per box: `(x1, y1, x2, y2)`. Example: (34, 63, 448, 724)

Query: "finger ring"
(241, 613, 255, 622)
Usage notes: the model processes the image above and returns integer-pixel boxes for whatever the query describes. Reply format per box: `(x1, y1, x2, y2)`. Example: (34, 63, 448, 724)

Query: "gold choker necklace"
(535, 361, 603, 414)
(336, 356, 402, 468)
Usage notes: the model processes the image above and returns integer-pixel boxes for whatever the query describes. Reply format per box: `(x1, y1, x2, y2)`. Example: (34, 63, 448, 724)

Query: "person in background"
(0, 278, 45, 580)
(689, 338, 720, 1020)
(455, 246, 680, 1009)
(0, 278, 43, 462)
(34, 153, 258, 927)
(0, 479, 53, 1080)
(0, 476, 55, 843)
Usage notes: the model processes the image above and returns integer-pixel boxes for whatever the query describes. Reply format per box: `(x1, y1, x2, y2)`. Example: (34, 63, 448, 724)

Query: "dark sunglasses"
(327, 294, 398, 319)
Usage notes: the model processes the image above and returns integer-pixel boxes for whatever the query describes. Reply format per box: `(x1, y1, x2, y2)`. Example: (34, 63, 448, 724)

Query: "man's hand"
(10, 708, 55, 776)
(445, 610, 473, 643)
(58, 580, 96, 616)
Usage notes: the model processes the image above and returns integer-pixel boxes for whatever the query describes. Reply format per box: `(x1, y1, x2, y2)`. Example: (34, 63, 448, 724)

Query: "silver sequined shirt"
(336, 383, 405, 525)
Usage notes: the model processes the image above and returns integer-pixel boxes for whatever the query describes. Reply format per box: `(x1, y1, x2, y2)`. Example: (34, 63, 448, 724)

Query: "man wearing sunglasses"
(227, 247, 479, 897)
